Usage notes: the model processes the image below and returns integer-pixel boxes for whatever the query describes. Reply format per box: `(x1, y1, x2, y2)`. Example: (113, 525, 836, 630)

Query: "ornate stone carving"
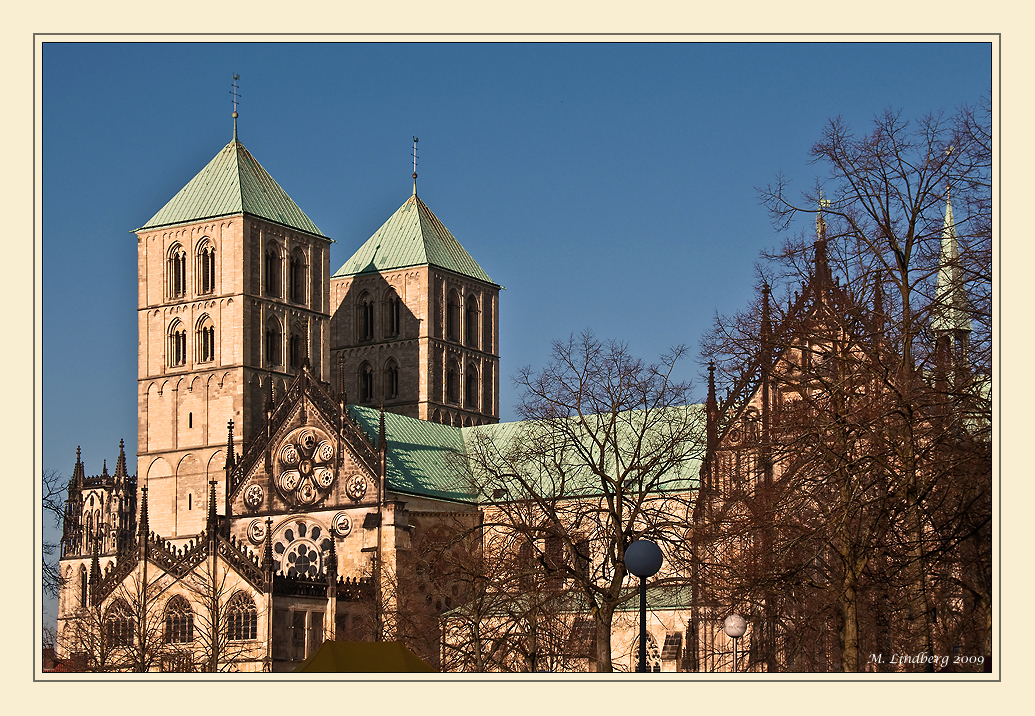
(274, 426, 336, 506)
(332, 511, 352, 537)
(345, 473, 368, 502)
(247, 518, 266, 544)
(244, 483, 264, 510)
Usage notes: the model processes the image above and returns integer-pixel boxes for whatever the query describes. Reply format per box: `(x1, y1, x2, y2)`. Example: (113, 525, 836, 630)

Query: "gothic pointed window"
(226, 591, 258, 641)
(168, 244, 187, 299)
(384, 290, 401, 338)
(79, 566, 88, 609)
(105, 599, 134, 647)
(384, 359, 399, 401)
(265, 243, 282, 298)
(164, 595, 194, 644)
(265, 317, 282, 366)
(358, 362, 374, 404)
(357, 292, 374, 342)
(465, 363, 479, 409)
(196, 315, 215, 363)
(197, 241, 216, 295)
(289, 248, 307, 304)
(168, 320, 187, 367)
(466, 294, 479, 348)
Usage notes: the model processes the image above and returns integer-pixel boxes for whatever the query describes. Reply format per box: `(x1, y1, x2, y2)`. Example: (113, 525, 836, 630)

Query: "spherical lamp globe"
(625, 539, 663, 578)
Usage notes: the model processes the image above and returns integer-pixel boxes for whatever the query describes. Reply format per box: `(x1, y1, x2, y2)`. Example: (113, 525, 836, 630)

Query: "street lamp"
(625, 539, 663, 673)
(723, 613, 747, 673)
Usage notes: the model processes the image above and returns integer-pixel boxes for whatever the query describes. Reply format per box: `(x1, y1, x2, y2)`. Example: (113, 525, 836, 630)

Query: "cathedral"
(57, 119, 504, 672)
(55, 114, 989, 674)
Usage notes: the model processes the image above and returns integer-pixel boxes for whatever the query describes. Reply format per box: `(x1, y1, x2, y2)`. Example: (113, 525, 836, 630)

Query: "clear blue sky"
(42, 40, 990, 486)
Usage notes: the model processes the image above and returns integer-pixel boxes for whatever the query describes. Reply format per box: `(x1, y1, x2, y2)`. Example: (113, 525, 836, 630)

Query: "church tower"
(329, 181, 500, 427)
(931, 190, 972, 374)
(134, 119, 331, 539)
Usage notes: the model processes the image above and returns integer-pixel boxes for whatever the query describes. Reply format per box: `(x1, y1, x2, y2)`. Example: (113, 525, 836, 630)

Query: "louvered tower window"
(168, 245, 187, 298)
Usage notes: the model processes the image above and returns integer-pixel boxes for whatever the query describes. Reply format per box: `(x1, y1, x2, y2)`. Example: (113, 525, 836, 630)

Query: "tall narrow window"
(169, 321, 187, 367)
(265, 244, 282, 298)
(483, 364, 494, 415)
(357, 292, 374, 342)
(168, 244, 187, 298)
(384, 359, 399, 400)
(359, 362, 374, 403)
(384, 291, 401, 337)
(196, 316, 215, 363)
(446, 291, 461, 342)
(289, 325, 304, 368)
(289, 248, 307, 304)
(265, 318, 282, 366)
(465, 363, 479, 409)
(79, 566, 88, 609)
(446, 361, 460, 404)
(197, 242, 216, 295)
(465, 295, 479, 348)
(226, 592, 257, 641)
(164, 595, 195, 644)
(105, 600, 134, 647)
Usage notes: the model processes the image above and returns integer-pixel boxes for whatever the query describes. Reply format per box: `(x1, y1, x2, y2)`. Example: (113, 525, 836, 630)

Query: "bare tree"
(43, 469, 66, 599)
(459, 333, 703, 672)
(695, 100, 991, 672)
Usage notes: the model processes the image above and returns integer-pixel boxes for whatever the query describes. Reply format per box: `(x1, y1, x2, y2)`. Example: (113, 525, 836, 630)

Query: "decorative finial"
(231, 74, 241, 141)
(411, 136, 419, 195)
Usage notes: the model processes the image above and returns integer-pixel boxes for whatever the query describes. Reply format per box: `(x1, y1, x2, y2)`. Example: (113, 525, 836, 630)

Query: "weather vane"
(411, 136, 419, 195)
(231, 74, 241, 139)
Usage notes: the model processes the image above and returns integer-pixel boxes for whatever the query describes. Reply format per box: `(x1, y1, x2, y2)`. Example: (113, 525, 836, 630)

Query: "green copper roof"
(137, 139, 325, 237)
(348, 404, 702, 506)
(333, 194, 494, 284)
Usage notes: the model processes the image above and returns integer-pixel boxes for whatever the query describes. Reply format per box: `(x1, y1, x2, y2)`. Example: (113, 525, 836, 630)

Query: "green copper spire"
(931, 190, 972, 335)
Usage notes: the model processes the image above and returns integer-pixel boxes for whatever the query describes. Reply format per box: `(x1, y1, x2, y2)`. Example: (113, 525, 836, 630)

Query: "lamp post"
(723, 613, 747, 673)
(625, 539, 663, 673)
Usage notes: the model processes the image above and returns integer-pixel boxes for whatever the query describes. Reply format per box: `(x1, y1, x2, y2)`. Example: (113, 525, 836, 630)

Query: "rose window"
(273, 521, 333, 578)
(275, 427, 336, 506)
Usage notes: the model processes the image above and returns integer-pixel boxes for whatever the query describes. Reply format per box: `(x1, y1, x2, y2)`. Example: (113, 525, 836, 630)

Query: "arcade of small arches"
(166, 240, 217, 301)
(263, 242, 311, 307)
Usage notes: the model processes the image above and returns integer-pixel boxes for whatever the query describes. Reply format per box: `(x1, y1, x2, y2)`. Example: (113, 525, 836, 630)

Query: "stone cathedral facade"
(55, 122, 986, 674)
(57, 126, 502, 672)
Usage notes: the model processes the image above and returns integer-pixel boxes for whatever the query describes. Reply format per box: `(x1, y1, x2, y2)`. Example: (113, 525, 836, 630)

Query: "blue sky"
(42, 39, 990, 505)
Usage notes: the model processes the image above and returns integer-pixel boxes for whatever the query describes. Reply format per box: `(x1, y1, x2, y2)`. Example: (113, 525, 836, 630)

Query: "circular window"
(272, 521, 333, 578)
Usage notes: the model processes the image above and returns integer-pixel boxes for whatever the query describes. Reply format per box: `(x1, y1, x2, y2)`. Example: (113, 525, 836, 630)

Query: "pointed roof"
(931, 193, 972, 334)
(136, 139, 325, 238)
(333, 194, 495, 285)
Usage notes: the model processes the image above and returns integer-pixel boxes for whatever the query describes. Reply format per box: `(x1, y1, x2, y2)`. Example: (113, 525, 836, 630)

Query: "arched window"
(446, 291, 461, 342)
(168, 244, 187, 299)
(384, 359, 399, 401)
(79, 566, 88, 609)
(289, 323, 305, 368)
(465, 363, 479, 409)
(105, 600, 134, 647)
(196, 315, 215, 363)
(384, 290, 401, 337)
(357, 292, 374, 342)
(168, 320, 187, 367)
(196, 241, 216, 295)
(265, 317, 282, 366)
(359, 362, 374, 404)
(265, 244, 282, 298)
(164, 595, 194, 644)
(465, 294, 479, 348)
(226, 592, 257, 641)
(289, 248, 307, 304)
(446, 361, 460, 404)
